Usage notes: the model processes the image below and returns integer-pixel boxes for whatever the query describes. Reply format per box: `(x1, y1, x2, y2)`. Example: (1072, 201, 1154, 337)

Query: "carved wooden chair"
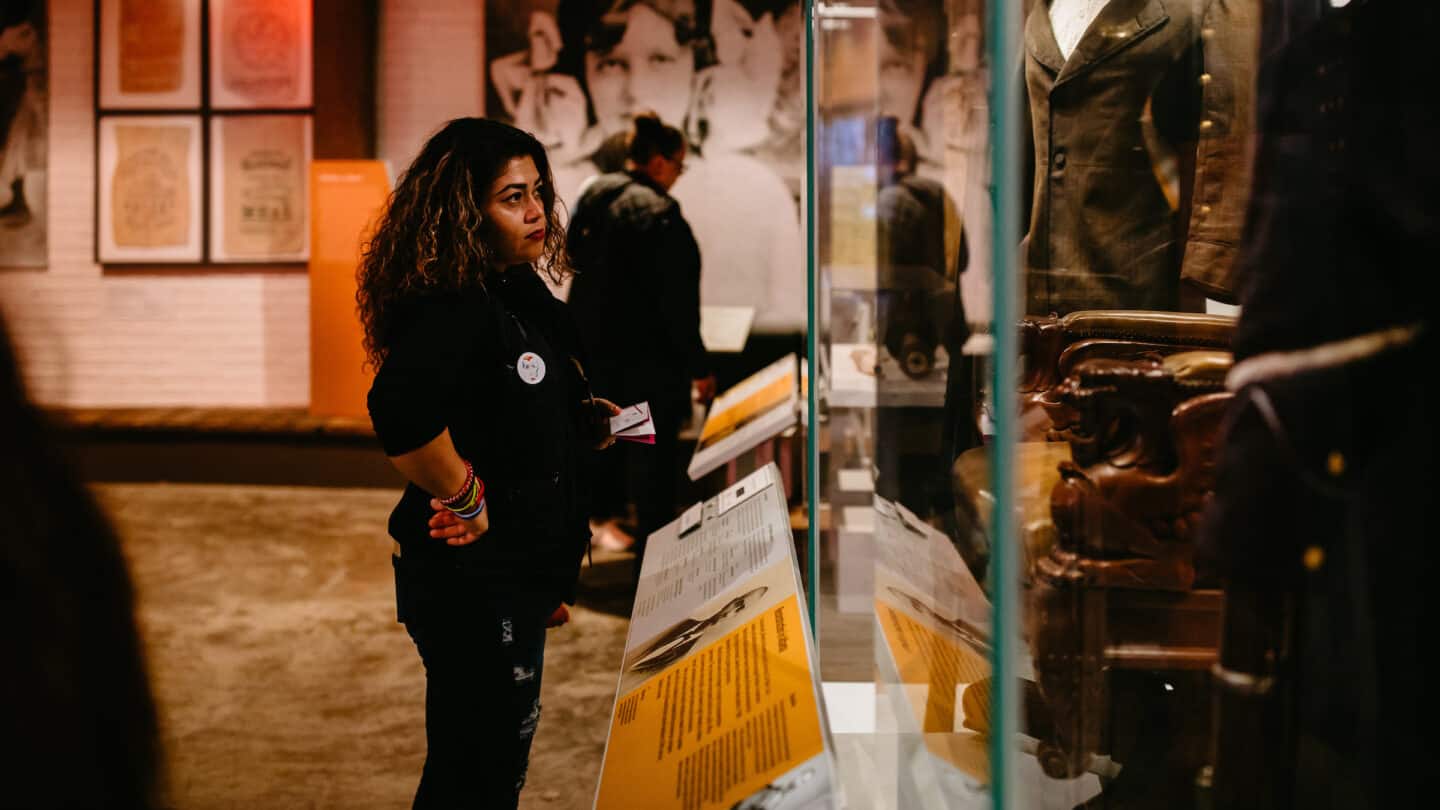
(950, 311, 1240, 795)
(1030, 350, 1232, 783)
(951, 310, 1236, 578)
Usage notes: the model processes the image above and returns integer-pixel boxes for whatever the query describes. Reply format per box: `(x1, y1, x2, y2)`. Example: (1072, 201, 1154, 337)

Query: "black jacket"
(566, 171, 710, 417)
(367, 266, 593, 605)
(1231, 0, 1436, 360)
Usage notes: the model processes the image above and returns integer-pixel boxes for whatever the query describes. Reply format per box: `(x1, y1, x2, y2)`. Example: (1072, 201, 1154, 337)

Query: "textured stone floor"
(96, 483, 634, 810)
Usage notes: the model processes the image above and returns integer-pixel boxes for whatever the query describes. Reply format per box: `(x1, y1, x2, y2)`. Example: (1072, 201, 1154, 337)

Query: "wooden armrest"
(1060, 310, 1236, 348)
(1021, 310, 1235, 405)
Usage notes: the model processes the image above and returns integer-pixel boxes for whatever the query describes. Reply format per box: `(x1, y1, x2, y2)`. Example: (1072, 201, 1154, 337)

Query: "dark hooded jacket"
(565, 171, 710, 419)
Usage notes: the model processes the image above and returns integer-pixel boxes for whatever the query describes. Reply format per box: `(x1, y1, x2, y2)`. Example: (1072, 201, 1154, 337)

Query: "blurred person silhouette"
(0, 310, 162, 809)
(566, 112, 714, 571)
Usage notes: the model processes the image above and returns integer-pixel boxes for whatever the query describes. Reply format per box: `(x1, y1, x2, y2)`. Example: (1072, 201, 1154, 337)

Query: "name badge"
(516, 352, 546, 385)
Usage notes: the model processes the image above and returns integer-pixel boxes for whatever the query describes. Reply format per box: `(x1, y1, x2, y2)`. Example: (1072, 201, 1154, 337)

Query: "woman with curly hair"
(358, 117, 618, 809)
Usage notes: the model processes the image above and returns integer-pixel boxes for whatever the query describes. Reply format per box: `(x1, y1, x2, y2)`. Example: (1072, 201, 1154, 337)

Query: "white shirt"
(1049, 0, 1111, 61)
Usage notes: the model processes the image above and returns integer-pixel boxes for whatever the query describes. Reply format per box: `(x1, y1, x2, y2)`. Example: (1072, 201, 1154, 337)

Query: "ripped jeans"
(394, 555, 549, 810)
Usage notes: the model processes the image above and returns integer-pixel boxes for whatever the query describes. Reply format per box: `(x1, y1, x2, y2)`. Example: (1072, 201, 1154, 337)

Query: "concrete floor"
(97, 483, 635, 810)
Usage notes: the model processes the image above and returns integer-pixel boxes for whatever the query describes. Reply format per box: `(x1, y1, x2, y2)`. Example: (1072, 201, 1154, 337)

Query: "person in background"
(0, 310, 162, 808)
(358, 118, 619, 809)
(566, 112, 715, 570)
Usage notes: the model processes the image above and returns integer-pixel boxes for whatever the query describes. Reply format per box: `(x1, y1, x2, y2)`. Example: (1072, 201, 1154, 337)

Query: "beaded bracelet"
(449, 479, 485, 516)
(449, 469, 478, 507)
(453, 496, 487, 520)
(439, 460, 475, 508)
(439, 460, 486, 518)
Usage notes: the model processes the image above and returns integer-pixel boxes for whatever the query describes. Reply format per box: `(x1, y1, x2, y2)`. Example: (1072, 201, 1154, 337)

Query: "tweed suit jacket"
(1022, 0, 1258, 315)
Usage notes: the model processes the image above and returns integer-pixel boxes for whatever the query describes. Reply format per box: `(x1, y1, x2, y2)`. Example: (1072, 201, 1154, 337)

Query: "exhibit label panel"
(871, 495, 994, 791)
(595, 464, 837, 809)
(688, 354, 800, 480)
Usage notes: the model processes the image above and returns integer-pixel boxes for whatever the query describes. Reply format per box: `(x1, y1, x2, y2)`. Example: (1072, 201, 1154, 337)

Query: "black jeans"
(394, 555, 549, 810)
(627, 404, 683, 570)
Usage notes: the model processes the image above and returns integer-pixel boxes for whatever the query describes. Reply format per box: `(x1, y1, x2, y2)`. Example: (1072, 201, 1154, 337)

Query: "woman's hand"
(587, 397, 623, 449)
(428, 498, 490, 546)
(546, 603, 571, 628)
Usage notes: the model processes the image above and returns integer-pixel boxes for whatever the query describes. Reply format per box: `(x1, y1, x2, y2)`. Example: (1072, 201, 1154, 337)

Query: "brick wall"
(0, 0, 482, 407)
(376, 0, 483, 178)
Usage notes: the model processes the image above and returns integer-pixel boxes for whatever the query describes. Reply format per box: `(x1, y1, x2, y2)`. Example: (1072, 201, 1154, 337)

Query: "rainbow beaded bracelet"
(439, 460, 485, 517)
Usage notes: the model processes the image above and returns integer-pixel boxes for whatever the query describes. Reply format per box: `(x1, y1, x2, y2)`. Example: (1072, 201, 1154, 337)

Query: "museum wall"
(0, 0, 305, 407)
(0, 0, 463, 408)
(376, 0, 483, 184)
(0, 0, 800, 407)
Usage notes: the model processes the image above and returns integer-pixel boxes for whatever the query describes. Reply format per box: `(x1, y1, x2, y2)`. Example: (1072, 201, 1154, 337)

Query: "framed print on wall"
(208, 113, 312, 262)
(97, 114, 204, 263)
(208, 0, 313, 110)
(97, 0, 203, 110)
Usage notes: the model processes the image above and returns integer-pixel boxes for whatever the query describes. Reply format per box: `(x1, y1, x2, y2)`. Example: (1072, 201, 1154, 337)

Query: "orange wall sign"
(308, 161, 389, 419)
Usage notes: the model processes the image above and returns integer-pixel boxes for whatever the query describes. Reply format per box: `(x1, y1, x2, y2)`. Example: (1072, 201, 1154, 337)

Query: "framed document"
(97, 0, 203, 109)
(208, 0, 314, 109)
(208, 114, 312, 262)
(97, 115, 204, 263)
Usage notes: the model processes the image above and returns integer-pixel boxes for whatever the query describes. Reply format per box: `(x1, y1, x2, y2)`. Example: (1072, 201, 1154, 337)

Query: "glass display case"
(805, 1, 1430, 808)
(809, 1, 1003, 807)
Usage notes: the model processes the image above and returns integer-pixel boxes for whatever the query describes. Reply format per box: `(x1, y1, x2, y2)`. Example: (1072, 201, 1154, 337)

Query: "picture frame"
(207, 0, 314, 110)
(207, 113, 312, 262)
(96, 114, 205, 263)
(97, 0, 203, 110)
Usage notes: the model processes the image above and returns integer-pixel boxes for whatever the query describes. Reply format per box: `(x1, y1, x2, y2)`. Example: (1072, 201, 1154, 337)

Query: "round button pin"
(516, 352, 546, 385)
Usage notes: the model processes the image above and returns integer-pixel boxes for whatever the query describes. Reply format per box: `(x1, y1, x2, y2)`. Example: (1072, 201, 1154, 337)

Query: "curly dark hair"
(356, 117, 569, 368)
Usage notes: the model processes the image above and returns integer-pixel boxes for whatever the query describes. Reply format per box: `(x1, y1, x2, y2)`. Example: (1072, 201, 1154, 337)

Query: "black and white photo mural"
(486, 0, 805, 331)
(0, 0, 46, 268)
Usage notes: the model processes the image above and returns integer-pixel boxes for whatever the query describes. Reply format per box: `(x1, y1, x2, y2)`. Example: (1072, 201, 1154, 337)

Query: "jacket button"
(1198, 119, 1214, 133)
(1052, 149, 1066, 170)
(1198, 204, 1212, 217)
(1199, 72, 1212, 86)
